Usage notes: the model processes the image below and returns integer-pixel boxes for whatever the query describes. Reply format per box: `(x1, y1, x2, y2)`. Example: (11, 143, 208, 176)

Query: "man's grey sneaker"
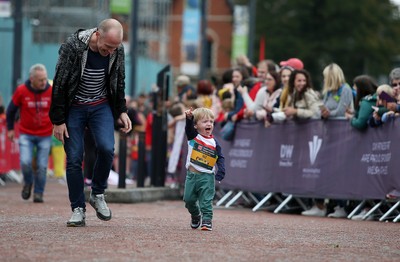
(33, 193, 43, 203)
(89, 193, 112, 221)
(67, 207, 86, 227)
(201, 220, 212, 231)
(191, 215, 201, 229)
(21, 184, 32, 200)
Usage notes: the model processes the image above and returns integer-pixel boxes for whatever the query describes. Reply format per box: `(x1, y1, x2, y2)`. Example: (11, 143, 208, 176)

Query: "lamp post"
(199, 0, 208, 80)
(247, 0, 256, 63)
(12, 0, 23, 92)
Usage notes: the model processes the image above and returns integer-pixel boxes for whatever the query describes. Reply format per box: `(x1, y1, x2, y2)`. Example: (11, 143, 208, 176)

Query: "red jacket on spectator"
(6, 80, 53, 136)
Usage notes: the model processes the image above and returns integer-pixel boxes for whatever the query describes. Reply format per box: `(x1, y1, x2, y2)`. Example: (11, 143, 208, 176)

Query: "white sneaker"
(89, 192, 112, 221)
(327, 206, 347, 218)
(67, 207, 86, 227)
(301, 205, 326, 217)
(351, 209, 374, 221)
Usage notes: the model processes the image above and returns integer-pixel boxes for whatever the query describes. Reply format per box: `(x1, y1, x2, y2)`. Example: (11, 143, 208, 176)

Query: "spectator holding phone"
(346, 75, 378, 130)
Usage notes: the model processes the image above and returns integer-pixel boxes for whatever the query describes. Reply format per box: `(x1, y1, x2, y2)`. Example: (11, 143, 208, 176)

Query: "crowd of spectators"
(121, 55, 400, 220)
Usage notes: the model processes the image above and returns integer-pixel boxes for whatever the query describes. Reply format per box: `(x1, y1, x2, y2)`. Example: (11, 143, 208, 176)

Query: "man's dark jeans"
(64, 101, 115, 211)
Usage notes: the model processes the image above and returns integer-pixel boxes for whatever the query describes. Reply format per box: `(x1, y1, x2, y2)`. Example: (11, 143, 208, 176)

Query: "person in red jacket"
(6, 64, 53, 203)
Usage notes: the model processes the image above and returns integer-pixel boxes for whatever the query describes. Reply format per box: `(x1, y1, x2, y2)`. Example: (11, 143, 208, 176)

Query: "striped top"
(74, 48, 109, 104)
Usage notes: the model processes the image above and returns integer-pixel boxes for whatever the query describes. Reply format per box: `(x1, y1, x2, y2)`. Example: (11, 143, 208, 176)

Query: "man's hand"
(118, 112, 132, 133)
(7, 130, 15, 141)
(53, 124, 69, 144)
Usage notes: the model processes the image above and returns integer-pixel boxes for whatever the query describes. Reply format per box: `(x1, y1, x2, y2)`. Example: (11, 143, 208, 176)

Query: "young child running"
(184, 107, 225, 231)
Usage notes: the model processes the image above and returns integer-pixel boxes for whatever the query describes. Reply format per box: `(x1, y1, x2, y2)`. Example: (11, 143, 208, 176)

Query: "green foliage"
(254, 0, 400, 88)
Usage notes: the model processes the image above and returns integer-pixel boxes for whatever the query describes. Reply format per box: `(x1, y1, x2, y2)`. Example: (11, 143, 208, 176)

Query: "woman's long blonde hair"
(322, 63, 346, 95)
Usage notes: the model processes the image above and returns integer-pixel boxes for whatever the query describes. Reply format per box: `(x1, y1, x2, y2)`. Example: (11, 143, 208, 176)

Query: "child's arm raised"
(185, 107, 197, 140)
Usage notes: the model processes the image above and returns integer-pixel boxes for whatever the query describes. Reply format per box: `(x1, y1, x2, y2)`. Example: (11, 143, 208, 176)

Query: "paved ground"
(1, 179, 399, 262)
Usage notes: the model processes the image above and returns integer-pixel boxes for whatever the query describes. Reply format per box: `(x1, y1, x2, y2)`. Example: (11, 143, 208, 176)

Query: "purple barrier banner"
(211, 119, 400, 200)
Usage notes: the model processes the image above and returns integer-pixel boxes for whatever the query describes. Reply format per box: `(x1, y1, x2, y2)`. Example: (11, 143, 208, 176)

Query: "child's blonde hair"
(193, 107, 215, 123)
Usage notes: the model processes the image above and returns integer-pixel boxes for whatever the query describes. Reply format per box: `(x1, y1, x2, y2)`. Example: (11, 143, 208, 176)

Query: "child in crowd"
(184, 107, 225, 231)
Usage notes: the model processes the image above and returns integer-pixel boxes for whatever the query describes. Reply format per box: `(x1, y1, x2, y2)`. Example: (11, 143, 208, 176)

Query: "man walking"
(50, 18, 132, 227)
(6, 64, 53, 203)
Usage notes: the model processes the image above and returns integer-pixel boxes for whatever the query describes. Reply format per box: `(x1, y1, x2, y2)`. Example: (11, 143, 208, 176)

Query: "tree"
(254, 0, 400, 88)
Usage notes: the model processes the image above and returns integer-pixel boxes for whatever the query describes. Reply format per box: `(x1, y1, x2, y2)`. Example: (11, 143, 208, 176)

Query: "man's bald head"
(98, 19, 123, 41)
(94, 18, 123, 56)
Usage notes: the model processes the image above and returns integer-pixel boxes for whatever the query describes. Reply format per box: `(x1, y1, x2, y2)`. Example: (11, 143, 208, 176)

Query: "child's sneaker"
(201, 220, 212, 231)
(191, 215, 201, 229)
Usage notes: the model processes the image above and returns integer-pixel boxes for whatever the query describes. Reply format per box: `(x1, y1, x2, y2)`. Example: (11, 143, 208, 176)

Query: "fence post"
(118, 131, 127, 188)
(136, 131, 146, 187)
(150, 65, 170, 187)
